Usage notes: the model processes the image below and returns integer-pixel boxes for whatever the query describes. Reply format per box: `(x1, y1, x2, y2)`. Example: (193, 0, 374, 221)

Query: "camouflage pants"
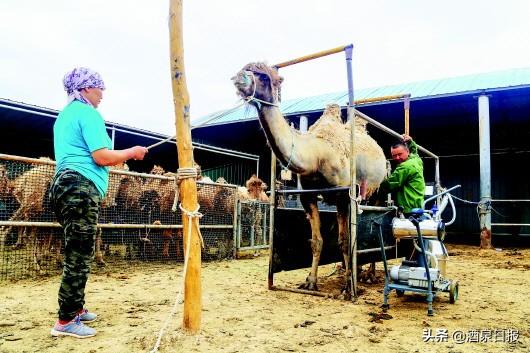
(49, 169, 101, 321)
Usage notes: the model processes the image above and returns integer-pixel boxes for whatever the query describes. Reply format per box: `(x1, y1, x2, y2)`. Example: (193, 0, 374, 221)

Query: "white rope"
(171, 177, 180, 213)
(171, 167, 197, 212)
(243, 71, 280, 107)
(179, 203, 205, 249)
(149, 203, 203, 353)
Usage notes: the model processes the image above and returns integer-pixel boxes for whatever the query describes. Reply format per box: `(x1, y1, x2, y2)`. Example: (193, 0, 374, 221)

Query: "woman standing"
(50, 67, 148, 338)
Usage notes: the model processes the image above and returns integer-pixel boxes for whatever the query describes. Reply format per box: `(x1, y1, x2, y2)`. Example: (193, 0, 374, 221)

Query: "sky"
(1, 0, 530, 136)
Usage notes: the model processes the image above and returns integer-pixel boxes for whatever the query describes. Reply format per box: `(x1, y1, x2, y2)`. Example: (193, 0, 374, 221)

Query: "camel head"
(150, 165, 165, 175)
(245, 174, 265, 199)
(232, 62, 283, 108)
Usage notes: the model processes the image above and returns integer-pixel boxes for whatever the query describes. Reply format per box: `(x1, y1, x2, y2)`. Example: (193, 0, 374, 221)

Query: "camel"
(232, 62, 387, 294)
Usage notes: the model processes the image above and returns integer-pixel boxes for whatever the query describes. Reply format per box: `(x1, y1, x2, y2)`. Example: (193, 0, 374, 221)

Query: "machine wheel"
(396, 289, 405, 297)
(449, 281, 459, 304)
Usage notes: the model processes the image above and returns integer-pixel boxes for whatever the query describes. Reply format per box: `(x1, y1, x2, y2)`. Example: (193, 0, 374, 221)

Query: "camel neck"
(257, 106, 303, 173)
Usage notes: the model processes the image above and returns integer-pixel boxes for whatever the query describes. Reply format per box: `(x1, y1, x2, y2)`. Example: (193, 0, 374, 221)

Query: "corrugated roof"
(193, 67, 530, 128)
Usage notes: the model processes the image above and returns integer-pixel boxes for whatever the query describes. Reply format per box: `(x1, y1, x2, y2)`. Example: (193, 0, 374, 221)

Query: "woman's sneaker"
(78, 308, 97, 323)
(50, 316, 96, 338)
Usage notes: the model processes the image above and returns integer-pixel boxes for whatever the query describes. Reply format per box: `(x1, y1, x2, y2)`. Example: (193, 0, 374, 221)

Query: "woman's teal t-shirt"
(54, 100, 112, 197)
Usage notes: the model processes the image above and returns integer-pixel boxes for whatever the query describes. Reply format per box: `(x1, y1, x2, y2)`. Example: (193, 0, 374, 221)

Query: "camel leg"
(358, 262, 378, 283)
(1, 208, 23, 251)
(300, 194, 322, 291)
(95, 228, 105, 266)
(40, 230, 53, 265)
(369, 262, 376, 280)
(13, 226, 26, 249)
(54, 235, 63, 268)
(29, 227, 43, 275)
(336, 196, 351, 297)
(176, 229, 182, 260)
(162, 229, 171, 258)
(0, 227, 8, 253)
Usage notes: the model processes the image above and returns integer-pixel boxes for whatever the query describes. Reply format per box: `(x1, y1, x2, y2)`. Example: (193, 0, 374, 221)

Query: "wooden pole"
(169, 0, 201, 333)
(404, 94, 411, 135)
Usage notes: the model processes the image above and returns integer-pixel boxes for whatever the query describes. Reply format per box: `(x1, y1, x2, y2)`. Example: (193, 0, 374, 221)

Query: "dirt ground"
(0, 244, 528, 353)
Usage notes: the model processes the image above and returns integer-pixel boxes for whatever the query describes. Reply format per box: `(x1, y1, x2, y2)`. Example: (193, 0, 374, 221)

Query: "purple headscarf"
(63, 67, 105, 107)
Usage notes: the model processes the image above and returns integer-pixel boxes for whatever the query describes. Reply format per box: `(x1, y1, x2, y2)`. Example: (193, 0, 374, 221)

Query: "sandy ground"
(0, 244, 528, 353)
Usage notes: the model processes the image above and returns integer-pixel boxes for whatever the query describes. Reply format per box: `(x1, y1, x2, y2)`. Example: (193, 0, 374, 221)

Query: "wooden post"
(404, 94, 410, 135)
(169, 0, 201, 333)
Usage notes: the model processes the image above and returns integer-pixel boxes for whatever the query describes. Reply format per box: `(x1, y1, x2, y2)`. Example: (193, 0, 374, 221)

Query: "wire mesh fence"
(0, 154, 246, 281)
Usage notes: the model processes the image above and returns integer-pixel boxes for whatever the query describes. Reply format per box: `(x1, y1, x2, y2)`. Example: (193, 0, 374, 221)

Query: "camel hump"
(323, 103, 342, 121)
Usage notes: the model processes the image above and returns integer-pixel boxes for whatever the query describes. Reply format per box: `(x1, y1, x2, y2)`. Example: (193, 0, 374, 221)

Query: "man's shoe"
(78, 308, 97, 323)
(50, 316, 96, 338)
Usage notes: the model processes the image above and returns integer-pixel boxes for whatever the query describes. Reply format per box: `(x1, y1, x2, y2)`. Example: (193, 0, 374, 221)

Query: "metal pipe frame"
(354, 93, 410, 105)
(0, 221, 232, 229)
(273, 45, 352, 69)
(268, 152, 277, 289)
(0, 104, 57, 119)
(266, 44, 443, 301)
(423, 185, 461, 208)
(354, 109, 442, 196)
(491, 199, 530, 202)
(357, 245, 395, 254)
(478, 95, 492, 239)
(353, 110, 438, 159)
(491, 223, 530, 227)
(344, 43, 359, 298)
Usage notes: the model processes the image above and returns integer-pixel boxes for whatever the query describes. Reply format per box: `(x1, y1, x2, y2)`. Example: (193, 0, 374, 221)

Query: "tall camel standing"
(232, 63, 387, 293)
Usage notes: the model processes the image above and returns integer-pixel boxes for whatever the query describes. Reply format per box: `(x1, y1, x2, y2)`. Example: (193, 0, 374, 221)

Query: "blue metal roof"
(193, 67, 530, 128)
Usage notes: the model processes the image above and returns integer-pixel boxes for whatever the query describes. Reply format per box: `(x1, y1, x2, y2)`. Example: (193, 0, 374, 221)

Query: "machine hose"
(413, 239, 439, 270)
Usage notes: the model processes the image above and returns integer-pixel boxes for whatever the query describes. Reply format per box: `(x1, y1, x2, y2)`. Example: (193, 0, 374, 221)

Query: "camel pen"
(169, 0, 201, 334)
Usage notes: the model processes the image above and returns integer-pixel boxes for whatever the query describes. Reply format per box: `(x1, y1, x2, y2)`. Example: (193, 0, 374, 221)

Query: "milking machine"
(376, 185, 461, 316)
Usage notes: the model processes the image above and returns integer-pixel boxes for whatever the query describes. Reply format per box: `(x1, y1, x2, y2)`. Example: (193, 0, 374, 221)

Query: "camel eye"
(255, 72, 270, 83)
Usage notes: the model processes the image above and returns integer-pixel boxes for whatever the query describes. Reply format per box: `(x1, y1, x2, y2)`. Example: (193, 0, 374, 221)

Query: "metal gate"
(235, 200, 270, 254)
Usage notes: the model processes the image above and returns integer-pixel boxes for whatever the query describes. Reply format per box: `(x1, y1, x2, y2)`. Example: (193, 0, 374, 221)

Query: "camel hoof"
(96, 259, 106, 267)
(12, 243, 25, 250)
(298, 277, 318, 291)
(298, 282, 318, 291)
(341, 290, 352, 301)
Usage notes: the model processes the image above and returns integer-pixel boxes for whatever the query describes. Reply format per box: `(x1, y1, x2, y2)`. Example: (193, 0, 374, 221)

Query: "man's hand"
(401, 134, 412, 143)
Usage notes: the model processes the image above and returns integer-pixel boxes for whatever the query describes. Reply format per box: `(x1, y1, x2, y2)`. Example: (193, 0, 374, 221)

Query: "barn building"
(1, 66, 529, 246)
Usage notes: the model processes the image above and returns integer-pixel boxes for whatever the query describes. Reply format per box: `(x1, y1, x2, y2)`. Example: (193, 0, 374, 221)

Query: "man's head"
(390, 141, 410, 164)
